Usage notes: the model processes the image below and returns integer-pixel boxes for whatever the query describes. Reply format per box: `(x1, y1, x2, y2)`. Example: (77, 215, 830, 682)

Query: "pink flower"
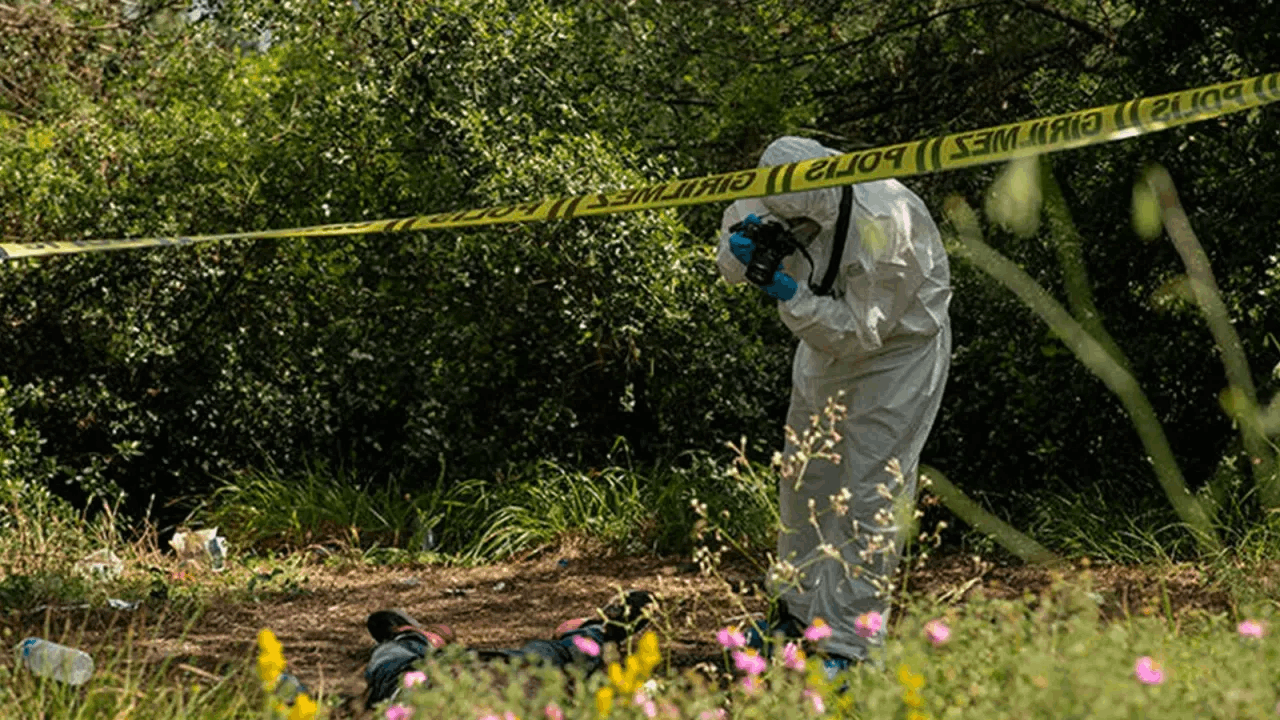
(1238, 620, 1265, 638)
(924, 619, 951, 646)
(780, 641, 806, 671)
(804, 688, 825, 714)
(699, 710, 727, 720)
(402, 670, 427, 688)
(632, 692, 658, 718)
(854, 611, 882, 639)
(504, 713, 519, 720)
(572, 635, 601, 657)
(732, 649, 767, 676)
(544, 704, 564, 720)
(803, 618, 832, 642)
(716, 626, 746, 649)
(1134, 656, 1164, 685)
(741, 675, 762, 694)
(385, 704, 414, 720)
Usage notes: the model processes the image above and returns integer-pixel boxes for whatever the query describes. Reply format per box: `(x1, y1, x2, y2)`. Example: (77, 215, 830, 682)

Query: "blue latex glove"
(729, 215, 798, 301)
(762, 269, 798, 301)
(728, 214, 762, 264)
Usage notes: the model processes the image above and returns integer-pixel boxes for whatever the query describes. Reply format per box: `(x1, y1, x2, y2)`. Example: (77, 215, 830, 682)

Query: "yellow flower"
(257, 629, 286, 690)
(258, 629, 283, 655)
(805, 664, 830, 693)
(595, 686, 615, 718)
(605, 657, 643, 695)
(623, 656, 642, 693)
(897, 663, 925, 691)
(903, 689, 925, 708)
(288, 694, 318, 720)
(636, 631, 661, 673)
(897, 663, 929, 718)
(600, 633, 660, 710)
(608, 661, 625, 692)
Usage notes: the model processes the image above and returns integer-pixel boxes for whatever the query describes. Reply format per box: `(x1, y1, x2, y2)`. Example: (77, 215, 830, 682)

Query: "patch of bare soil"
(0, 550, 1248, 716)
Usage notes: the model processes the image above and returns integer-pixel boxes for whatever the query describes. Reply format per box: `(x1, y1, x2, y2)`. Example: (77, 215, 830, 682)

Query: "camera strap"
(813, 185, 852, 297)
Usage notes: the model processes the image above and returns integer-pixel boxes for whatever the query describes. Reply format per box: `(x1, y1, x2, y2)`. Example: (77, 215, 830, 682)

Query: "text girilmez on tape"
(2, 71, 1277, 261)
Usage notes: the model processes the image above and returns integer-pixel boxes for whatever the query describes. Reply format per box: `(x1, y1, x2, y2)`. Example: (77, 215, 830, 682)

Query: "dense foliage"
(2, 0, 1277, 550)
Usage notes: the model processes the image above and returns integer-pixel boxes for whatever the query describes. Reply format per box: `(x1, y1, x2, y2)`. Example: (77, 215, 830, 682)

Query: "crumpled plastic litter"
(73, 549, 123, 582)
(169, 528, 228, 572)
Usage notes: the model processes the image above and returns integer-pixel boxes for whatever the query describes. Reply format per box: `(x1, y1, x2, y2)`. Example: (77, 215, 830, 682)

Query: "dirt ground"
(2, 548, 1250, 715)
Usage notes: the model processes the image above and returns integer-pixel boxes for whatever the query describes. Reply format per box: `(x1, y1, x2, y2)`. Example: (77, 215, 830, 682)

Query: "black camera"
(729, 215, 797, 287)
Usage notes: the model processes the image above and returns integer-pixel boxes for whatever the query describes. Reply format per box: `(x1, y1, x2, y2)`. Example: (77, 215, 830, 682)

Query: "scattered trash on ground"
(25, 603, 91, 615)
(73, 549, 123, 582)
(273, 672, 309, 706)
(17, 638, 94, 685)
(169, 528, 227, 572)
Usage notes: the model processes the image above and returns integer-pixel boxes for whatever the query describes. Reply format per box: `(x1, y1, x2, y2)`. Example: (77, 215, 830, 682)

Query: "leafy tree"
(2, 0, 1277, 559)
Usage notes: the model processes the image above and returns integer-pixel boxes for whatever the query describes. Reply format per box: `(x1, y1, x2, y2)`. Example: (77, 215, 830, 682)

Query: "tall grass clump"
(199, 460, 450, 556)
(0, 477, 144, 610)
(451, 460, 651, 561)
(196, 445, 784, 564)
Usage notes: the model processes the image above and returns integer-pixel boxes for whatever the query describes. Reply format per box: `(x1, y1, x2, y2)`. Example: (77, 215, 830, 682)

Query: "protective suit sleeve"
(777, 215, 925, 358)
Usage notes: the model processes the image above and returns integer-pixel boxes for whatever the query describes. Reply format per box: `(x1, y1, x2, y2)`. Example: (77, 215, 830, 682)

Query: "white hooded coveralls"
(717, 136, 952, 661)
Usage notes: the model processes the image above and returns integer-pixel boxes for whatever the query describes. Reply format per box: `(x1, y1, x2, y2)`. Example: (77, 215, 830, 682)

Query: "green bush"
(2, 0, 1278, 560)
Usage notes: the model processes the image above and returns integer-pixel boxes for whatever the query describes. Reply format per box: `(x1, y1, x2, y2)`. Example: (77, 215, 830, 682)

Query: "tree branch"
(748, 1, 1007, 65)
(1014, 0, 1114, 45)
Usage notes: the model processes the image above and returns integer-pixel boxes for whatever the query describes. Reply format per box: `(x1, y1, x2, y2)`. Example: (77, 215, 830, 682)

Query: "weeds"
(5, 461, 1280, 718)
(452, 462, 650, 562)
(7, 569, 1278, 719)
(0, 478, 153, 609)
(191, 447, 780, 566)
(199, 460, 449, 556)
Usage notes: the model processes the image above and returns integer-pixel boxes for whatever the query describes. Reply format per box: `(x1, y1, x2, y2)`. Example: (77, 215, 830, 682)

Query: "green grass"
(0, 478, 141, 610)
(194, 448, 782, 565)
(198, 460, 450, 557)
(1, 634, 260, 719)
(7, 442, 1280, 718)
(191, 441, 1280, 590)
(4, 568, 1280, 719)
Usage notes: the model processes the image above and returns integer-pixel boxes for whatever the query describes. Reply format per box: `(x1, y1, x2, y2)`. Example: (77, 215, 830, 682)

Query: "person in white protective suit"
(717, 136, 951, 668)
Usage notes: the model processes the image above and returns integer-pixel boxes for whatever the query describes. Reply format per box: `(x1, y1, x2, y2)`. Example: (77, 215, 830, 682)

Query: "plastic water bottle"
(274, 673, 308, 705)
(208, 534, 227, 572)
(17, 638, 94, 685)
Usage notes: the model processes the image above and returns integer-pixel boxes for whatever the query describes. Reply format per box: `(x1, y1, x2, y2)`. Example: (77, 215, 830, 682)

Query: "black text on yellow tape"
(3, 71, 1277, 261)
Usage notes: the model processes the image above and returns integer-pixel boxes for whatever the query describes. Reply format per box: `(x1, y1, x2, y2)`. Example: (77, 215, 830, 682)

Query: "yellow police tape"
(3, 71, 1278, 261)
